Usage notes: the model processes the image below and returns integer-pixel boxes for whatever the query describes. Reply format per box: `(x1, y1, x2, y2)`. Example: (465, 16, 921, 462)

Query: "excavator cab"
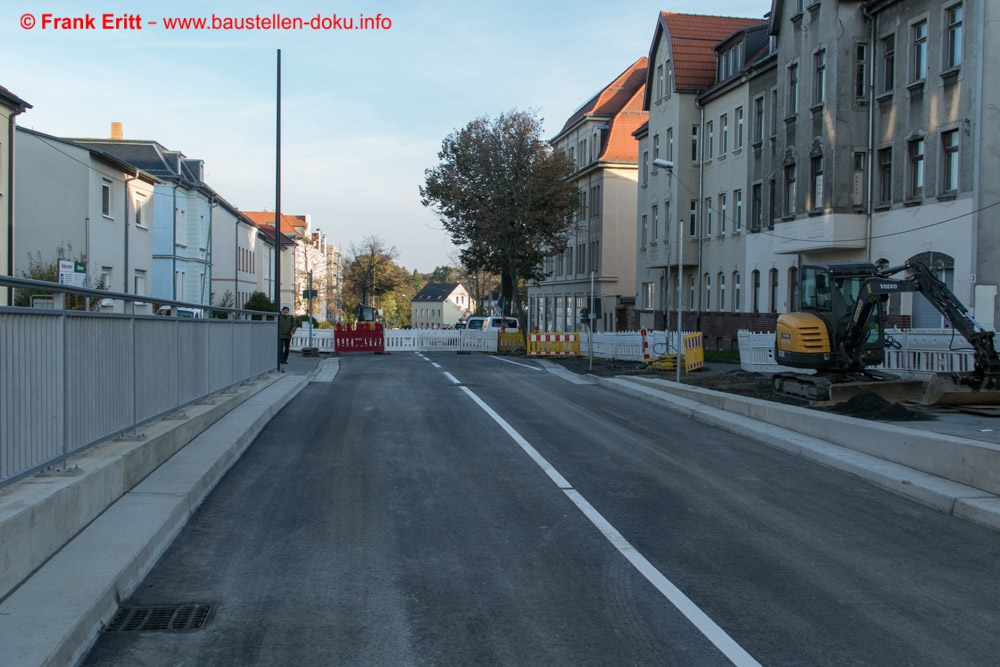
(776, 264, 885, 370)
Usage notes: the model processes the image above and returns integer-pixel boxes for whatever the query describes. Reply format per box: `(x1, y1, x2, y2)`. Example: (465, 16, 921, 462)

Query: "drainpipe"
(862, 4, 877, 264)
(696, 98, 705, 328)
(970, 0, 985, 307)
(6, 104, 29, 303)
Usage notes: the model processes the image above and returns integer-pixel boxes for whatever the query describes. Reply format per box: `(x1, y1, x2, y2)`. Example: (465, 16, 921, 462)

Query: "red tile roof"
(599, 89, 648, 163)
(242, 211, 308, 238)
(648, 12, 763, 99)
(558, 57, 648, 136)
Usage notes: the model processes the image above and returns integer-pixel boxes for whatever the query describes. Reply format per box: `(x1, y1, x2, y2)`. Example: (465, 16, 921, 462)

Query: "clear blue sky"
(3, 0, 773, 272)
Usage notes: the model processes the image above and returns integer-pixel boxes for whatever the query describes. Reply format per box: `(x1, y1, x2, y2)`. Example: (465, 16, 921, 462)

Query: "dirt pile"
(819, 390, 933, 421)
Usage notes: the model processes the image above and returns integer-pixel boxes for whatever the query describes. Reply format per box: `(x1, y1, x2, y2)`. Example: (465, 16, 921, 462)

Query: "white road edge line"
(489, 355, 543, 370)
(432, 357, 759, 666)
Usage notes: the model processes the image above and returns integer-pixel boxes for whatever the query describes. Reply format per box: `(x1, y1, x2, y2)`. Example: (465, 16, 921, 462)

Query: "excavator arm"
(845, 261, 1000, 390)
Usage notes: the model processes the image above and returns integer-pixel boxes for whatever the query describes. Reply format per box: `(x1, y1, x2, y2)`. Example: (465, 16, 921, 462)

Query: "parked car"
(464, 316, 520, 332)
(155, 306, 205, 318)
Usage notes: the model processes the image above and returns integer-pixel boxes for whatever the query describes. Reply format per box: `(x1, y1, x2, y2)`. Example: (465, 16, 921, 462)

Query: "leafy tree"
(420, 109, 578, 324)
(342, 235, 402, 318)
(14, 243, 106, 310)
(243, 290, 275, 320)
(212, 289, 235, 319)
(429, 265, 462, 284)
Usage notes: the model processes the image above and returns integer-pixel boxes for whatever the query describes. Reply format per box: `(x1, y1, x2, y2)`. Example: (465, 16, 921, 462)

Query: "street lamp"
(652, 159, 682, 383)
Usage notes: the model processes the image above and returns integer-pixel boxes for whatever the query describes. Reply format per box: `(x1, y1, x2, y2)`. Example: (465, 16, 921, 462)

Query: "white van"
(464, 316, 519, 332)
(156, 306, 206, 318)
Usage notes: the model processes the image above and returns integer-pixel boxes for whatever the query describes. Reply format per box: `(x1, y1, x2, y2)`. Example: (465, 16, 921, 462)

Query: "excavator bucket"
(920, 373, 1000, 406)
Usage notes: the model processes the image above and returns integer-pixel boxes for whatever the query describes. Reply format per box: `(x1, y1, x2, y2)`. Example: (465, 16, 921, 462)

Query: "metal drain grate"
(106, 603, 212, 632)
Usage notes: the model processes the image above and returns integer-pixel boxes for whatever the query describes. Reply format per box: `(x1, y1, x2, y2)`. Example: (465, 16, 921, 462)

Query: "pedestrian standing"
(279, 306, 298, 364)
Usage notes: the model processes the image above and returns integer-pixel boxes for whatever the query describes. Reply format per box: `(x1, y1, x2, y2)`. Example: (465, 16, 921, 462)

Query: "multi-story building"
(637, 2, 999, 347)
(530, 57, 648, 333)
(1, 85, 31, 305)
(242, 212, 340, 319)
(74, 130, 219, 307)
(635, 13, 764, 341)
(14, 127, 160, 310)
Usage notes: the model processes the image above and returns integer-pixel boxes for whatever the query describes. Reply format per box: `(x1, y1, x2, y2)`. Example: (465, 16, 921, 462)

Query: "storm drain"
(106, 603, 213, 632)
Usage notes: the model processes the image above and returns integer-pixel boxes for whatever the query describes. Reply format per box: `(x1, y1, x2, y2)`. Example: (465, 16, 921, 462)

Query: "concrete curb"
(596, 376, 1000, 533)
(0, 372, 282, 602)
(0, 373, 311, 667)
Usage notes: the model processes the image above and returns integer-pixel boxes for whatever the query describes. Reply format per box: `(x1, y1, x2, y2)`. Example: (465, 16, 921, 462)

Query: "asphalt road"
(83, 352, 1000, 666)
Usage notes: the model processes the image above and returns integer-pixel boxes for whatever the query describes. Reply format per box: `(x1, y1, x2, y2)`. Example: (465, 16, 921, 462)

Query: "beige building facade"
(530, 58, 647, 333)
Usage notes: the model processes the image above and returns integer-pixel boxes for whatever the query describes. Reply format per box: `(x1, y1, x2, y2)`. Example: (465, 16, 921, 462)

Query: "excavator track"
(772, 370, 924, 404)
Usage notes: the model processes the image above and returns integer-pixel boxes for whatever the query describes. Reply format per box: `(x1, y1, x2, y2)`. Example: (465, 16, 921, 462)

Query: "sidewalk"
(0, 353, 331, 667)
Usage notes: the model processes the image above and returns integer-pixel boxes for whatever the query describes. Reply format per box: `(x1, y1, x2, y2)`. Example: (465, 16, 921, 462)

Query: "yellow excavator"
(774, 259, 1000, 405)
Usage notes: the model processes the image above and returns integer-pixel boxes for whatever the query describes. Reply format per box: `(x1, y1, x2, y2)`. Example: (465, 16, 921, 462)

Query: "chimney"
(110, 122, 123, 140)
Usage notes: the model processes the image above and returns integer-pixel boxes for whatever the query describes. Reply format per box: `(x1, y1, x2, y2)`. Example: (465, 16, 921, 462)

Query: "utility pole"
(274, 48, 282, 370)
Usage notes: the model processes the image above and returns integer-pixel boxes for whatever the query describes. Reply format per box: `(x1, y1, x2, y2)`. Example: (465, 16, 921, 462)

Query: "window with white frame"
(691, 125, 699, 161)
(667, 127, 673, 161)
(733, 272, 741, 312)
(769, 268, 779, 314)
(719, 194, 727, 234)
(813, 50, 826, 105)
(718, 273, 725, 312)
(912, 19, 927, 82)
(642, 150, 649, 185)
(689, 200, 698, 237)
(704, 273, 711, 311)
(942, 129, 959, 192)
(784, 163, 797, 215)
(641, 214, 648, 248)
(134, 194, 146, 227)
(770, 89, 778, 135)
(946, 4, 963, 69)
(787, 63, 799, 116)
(652, 205, 659, 242)
(908, 138, 924, 199)
(642, 282, 655, 309)
(657, 64, 665, 99)
(735, 107, 744, 149)
(751, 183, 762, 231)
(811, 154, 823, 210)
(878, 147, 893, 204)
(706, 121, 714, 159)
(689, 276, 696, 312)
(880, 34, 896, 93)
(720, 114, 728, 154)
(667, 61, 674, 93)
(734, 189, 743, 231)
(102, 179, 112, 217)
(855, 44, 868, 98)
(752, 270, 760, 313)
(653, 134, 660, 160)
(753, 96, 764, 143)
(704, 197, 713, 236)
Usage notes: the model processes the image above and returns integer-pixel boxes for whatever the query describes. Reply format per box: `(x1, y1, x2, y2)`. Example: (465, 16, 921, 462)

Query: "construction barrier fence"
(683, 333, 705, 371)
(527, 333, 580, 357)
(498, 331, 526, 354)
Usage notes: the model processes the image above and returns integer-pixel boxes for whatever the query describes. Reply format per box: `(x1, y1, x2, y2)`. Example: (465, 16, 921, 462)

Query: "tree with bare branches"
(342, 235, 404, 321)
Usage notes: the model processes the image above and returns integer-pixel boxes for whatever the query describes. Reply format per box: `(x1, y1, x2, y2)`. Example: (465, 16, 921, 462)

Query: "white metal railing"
(1, 276, 276, 488)
(738, 328, 981, 378)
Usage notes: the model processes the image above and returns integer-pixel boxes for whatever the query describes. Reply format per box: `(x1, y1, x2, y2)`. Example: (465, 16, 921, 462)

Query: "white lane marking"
(455, 384, 572, 490)
(563, 489, 761, 667)
(489, 355, 543, 370)
(426, 355, 759, 667)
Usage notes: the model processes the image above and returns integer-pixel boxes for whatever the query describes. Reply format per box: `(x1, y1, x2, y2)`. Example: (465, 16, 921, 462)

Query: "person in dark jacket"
(278, 307, 298, 363)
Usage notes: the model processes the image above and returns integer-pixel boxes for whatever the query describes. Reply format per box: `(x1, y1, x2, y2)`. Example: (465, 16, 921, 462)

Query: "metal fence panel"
(1, 276, 276, 488)
(1, 312, 64, 480)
